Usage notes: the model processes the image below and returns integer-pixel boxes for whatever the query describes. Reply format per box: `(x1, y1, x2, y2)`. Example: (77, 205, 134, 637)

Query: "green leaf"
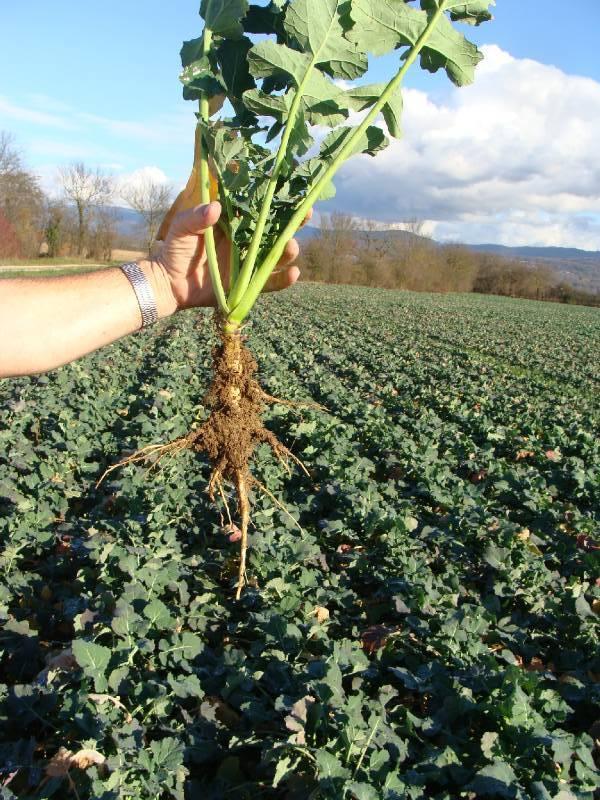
(272, 755, 293, 788)
(316, 750, 350, 780)
(575, 593, 594, 618)
(425, 0, 496, 26)
(348, 1, 428, 58)
(349, 0, 483, 86)
(218, 36, 255, 108)
(72, 639, 111, 692)
(201, 0, 249, 39)
(382, 90, 403, 138)
(345, 782, 379, 800)
(244, 3, 285, 35)
(320, 124, 388, 162)
(467, 760, 518, 798)
(243, 89, 290, 121)
(301, 71, 348, 125)
(180, 632, 203, 660)
(246, 75, 348, 127)
(247, 40, 312, 86)
(284, 0, 368, 80)
(421, 13, 483, 85)
(180, 56, 227, 101)
(143, 598, 174, 629)
(481, 731, 499, 759)
(343, 83, 403, 139)
(149, 737, 185, 771)
(181, 37, 204, 68)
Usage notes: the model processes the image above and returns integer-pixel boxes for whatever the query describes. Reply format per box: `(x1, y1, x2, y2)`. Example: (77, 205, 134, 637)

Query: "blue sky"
(1, 1, 600, 248)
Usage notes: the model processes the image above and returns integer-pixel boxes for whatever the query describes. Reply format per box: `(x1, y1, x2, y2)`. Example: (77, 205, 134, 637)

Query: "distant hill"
(112, 205, 144, 236)
(466, 243, 600, 292)
(294, 225, 600, 293)
(110, 208, 600, 293)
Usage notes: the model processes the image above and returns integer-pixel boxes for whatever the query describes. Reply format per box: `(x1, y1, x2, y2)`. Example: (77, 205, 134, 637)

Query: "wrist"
(138, 259, 179, 319)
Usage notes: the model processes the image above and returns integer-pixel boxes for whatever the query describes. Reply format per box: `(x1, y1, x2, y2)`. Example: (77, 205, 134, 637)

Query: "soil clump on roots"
(100, 314, 307, 599)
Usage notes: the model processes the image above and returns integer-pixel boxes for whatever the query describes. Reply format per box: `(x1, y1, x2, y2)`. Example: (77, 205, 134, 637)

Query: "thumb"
(168, 202, 222, 239)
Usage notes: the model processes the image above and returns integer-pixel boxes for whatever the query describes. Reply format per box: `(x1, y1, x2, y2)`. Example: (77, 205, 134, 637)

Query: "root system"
(100, 314, 309, 598)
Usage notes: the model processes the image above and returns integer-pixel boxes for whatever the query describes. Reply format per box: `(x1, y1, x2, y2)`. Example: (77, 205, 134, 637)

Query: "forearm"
(0, 261, 177, 378)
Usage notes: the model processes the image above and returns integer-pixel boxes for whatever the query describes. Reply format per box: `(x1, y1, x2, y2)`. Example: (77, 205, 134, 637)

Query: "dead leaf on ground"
(285, 695, 316, 745)
(89, 693, 133, 723)
(361, 625, 398, 655)
(313, 606, 330, 624)
(516, 449, 535, 460)
(46, 747, 106, 778)
(224, 523, 242, 543)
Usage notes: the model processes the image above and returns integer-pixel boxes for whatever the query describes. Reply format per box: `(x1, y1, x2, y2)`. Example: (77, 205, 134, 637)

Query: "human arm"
(0, 202, 302, 378)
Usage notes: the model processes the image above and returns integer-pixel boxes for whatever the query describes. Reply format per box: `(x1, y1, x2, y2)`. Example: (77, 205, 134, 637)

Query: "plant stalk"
(199, 26, 229, 315)
(228, 1, 449, 324)
(228, 56, 318, 309)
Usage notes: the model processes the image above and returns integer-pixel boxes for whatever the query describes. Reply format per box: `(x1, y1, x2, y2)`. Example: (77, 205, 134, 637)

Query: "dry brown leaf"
(47, 648, 77, 671)
(361, 625, 397, 655)
(156, 126, 219, 241)
(224, 523, 242, 543)
(526, 657, 546, 672)
(76, 609, 98, 628)
(46, 747, 106, 779)
(313, 606, 330, 624)
(89, 693, 133, 723)
(45, 748, 74, 778)
(516, 449, 535, 460)
(285, 695, 316, 745)
(69, 749, 107, 770)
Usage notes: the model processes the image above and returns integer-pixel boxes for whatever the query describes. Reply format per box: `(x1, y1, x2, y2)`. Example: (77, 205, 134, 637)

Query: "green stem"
(207, 152, 241, 286)
(228, 1, 448, 324)
(228, 57, 317, 309)
(199, 26, 229, 315)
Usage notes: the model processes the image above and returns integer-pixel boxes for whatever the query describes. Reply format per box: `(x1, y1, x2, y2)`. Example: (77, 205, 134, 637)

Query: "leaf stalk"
(199, 25, 230, 315)
(228, 0, 449, 324)
(228, 56, 318, 310)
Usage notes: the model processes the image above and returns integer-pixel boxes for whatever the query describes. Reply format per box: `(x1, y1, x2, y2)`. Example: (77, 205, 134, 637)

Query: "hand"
(152, 202, 306, 312)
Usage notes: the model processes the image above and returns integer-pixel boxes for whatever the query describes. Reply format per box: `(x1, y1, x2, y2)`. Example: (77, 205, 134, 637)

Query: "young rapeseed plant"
(122, 0, 495, 596)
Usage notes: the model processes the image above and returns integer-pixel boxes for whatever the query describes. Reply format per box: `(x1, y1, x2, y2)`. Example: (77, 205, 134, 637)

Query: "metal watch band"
(120, 262, 158, 328)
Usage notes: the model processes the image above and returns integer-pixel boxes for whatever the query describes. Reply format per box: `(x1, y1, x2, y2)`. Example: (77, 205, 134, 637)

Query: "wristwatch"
(120, 262, 158, 328)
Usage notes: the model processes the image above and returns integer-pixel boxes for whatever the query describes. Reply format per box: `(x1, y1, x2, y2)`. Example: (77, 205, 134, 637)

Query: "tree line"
(299, 213, 600, 307)
(0, 131, 172, 261)
(1, 132, 598, 308)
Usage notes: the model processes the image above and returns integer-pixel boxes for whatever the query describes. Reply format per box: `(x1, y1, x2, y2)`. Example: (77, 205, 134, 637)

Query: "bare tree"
(0, 132, 21, 177)
(59, 162, 113, 255)
(0, 131, 46, 257)
(88, 206, 117, 262)
(120, 178, 173, 255)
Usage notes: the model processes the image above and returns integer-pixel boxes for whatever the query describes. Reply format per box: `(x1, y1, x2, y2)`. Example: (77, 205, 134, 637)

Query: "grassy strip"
(0, 264, 116, 279)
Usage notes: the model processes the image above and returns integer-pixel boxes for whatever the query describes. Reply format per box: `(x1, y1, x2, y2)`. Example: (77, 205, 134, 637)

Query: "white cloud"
(116, 166, 171, 204)
(0, 95, 75, 129)
(0, 94, 193, 147)
(326, 45, 600, 249)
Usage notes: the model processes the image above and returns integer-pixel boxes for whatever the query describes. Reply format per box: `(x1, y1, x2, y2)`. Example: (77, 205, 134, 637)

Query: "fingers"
(264, 237, 302, 293)
(279, 237, 300, 266)
(264, 266, 300, 293)
(301, 207, 314, 228)
(168, 202, 222, 239)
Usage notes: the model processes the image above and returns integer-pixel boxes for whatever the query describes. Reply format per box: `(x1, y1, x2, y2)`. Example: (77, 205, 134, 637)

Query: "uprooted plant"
(107, 0, 495, 597)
